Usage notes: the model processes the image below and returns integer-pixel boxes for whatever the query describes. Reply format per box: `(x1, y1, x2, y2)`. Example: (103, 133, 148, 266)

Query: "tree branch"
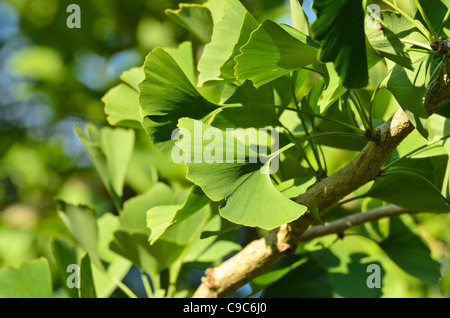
(298, 204, 410, 243)
(193, 52, 450, 298)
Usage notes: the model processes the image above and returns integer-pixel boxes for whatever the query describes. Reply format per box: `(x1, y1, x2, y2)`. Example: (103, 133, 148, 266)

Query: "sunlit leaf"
(176, 118, 308, 229)
(0, 258, 52, 298)
(366, 23, 413, 70)
(235, 20, 319, 88)
(290, 0, 310, 35)
(139, 48, 219, 156)
(197, 0, 259, 85)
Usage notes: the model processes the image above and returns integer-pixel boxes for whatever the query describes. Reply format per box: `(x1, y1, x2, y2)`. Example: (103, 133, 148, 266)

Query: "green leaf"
(379, 216, 441, 283)
(103, 66, 145, 129)
(164, 41, 196, 86)
(379, 10, 428, 44)
(52, 237, 80, 298)
(176, 118, 308, 229)
(316, 99, 367, 151)
(97, 213, 121, 264)
(120, 66, 145, 91)
(317, 63, 348, 113)
(366, 23, 413, 70)
(120, 183, 177, 234)
(276, 176, 316, 198)
(380, 52, 429, 138)
(311, 0, 368, 89)
(109, 231, 185, 278)
(184, 214, 241, 263)
(147, 186, 210, 244)
(193, 240, 241, 263)
(0, 258, 53, 298)
(212, 81, 280, 129)
(103, 84, 142, 129)
(313, 249, 383, 298)
(290, 0, 310, 35)
(235, 20, 319, 88)
(75, 125, 135, 209)
(56, 200, 102, 268)
(197, 0, 259, 86)
(92, 257, 131, 298)
(165, 4, 213, 44)
(427, 114, 450, 200)
(139, 48, 219, 156)
(367, 158, 450, 212)
(161, 203, 211, 245)
(417, 0, 450, 36)
(262, 256, 333, 297)
(309, 201, 323, 225)
(200, 220, 239, 239)
(79, 253, 97, 298)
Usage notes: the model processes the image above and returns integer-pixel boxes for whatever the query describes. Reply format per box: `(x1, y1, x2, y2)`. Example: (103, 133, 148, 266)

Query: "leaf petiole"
(382, 134, 450, 171)
(413, 0, 439, 41)
(270, 132, 369, 158)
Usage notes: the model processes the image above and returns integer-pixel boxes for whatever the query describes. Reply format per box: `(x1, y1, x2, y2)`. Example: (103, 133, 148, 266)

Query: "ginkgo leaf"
(212, 81, 281, 129)
(197, 0, 259, 86)
(290, 0, 310, 35)
(120, 183, 178, 234)
(56, 200, 102, 268)
(176, 118, 308, 229)
(0, 258, 52, 298)
(103, 66, 145, 129)
(139, 48, 220, 156)
(311, 0, 368, 89)
(109, 231, 185, 278)
(75, 125, 135, 209)
(235, 20, 319, 88)
(79, 253, 97, 298)
(147, 186, 210, 244)
(103, 83, 142, 129)
(379, 216, 441, 283)
(380, 52, 429, 138)
(366, 23, 413, 70)
(165, 4, 213, 44)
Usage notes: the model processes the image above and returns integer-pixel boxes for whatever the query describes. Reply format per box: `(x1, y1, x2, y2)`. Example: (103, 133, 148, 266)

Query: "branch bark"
(193, 52, 450, 298)
(298, 204, 410, 242)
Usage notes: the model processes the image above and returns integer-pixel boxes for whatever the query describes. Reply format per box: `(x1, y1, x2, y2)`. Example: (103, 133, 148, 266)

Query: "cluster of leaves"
(2, 0, 450, 298)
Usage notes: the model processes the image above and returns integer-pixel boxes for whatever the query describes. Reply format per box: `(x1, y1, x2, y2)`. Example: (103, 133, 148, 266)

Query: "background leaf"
(379, 216, 441, 283)
(79, 253, 97, 298)
(0, 258, 52, 298)
(75, 125, 135, 209)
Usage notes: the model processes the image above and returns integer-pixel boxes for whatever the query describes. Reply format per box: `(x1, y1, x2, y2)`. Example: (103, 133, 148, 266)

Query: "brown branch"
(193, 52, 450, 298)
(298, 204, 410, 242)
